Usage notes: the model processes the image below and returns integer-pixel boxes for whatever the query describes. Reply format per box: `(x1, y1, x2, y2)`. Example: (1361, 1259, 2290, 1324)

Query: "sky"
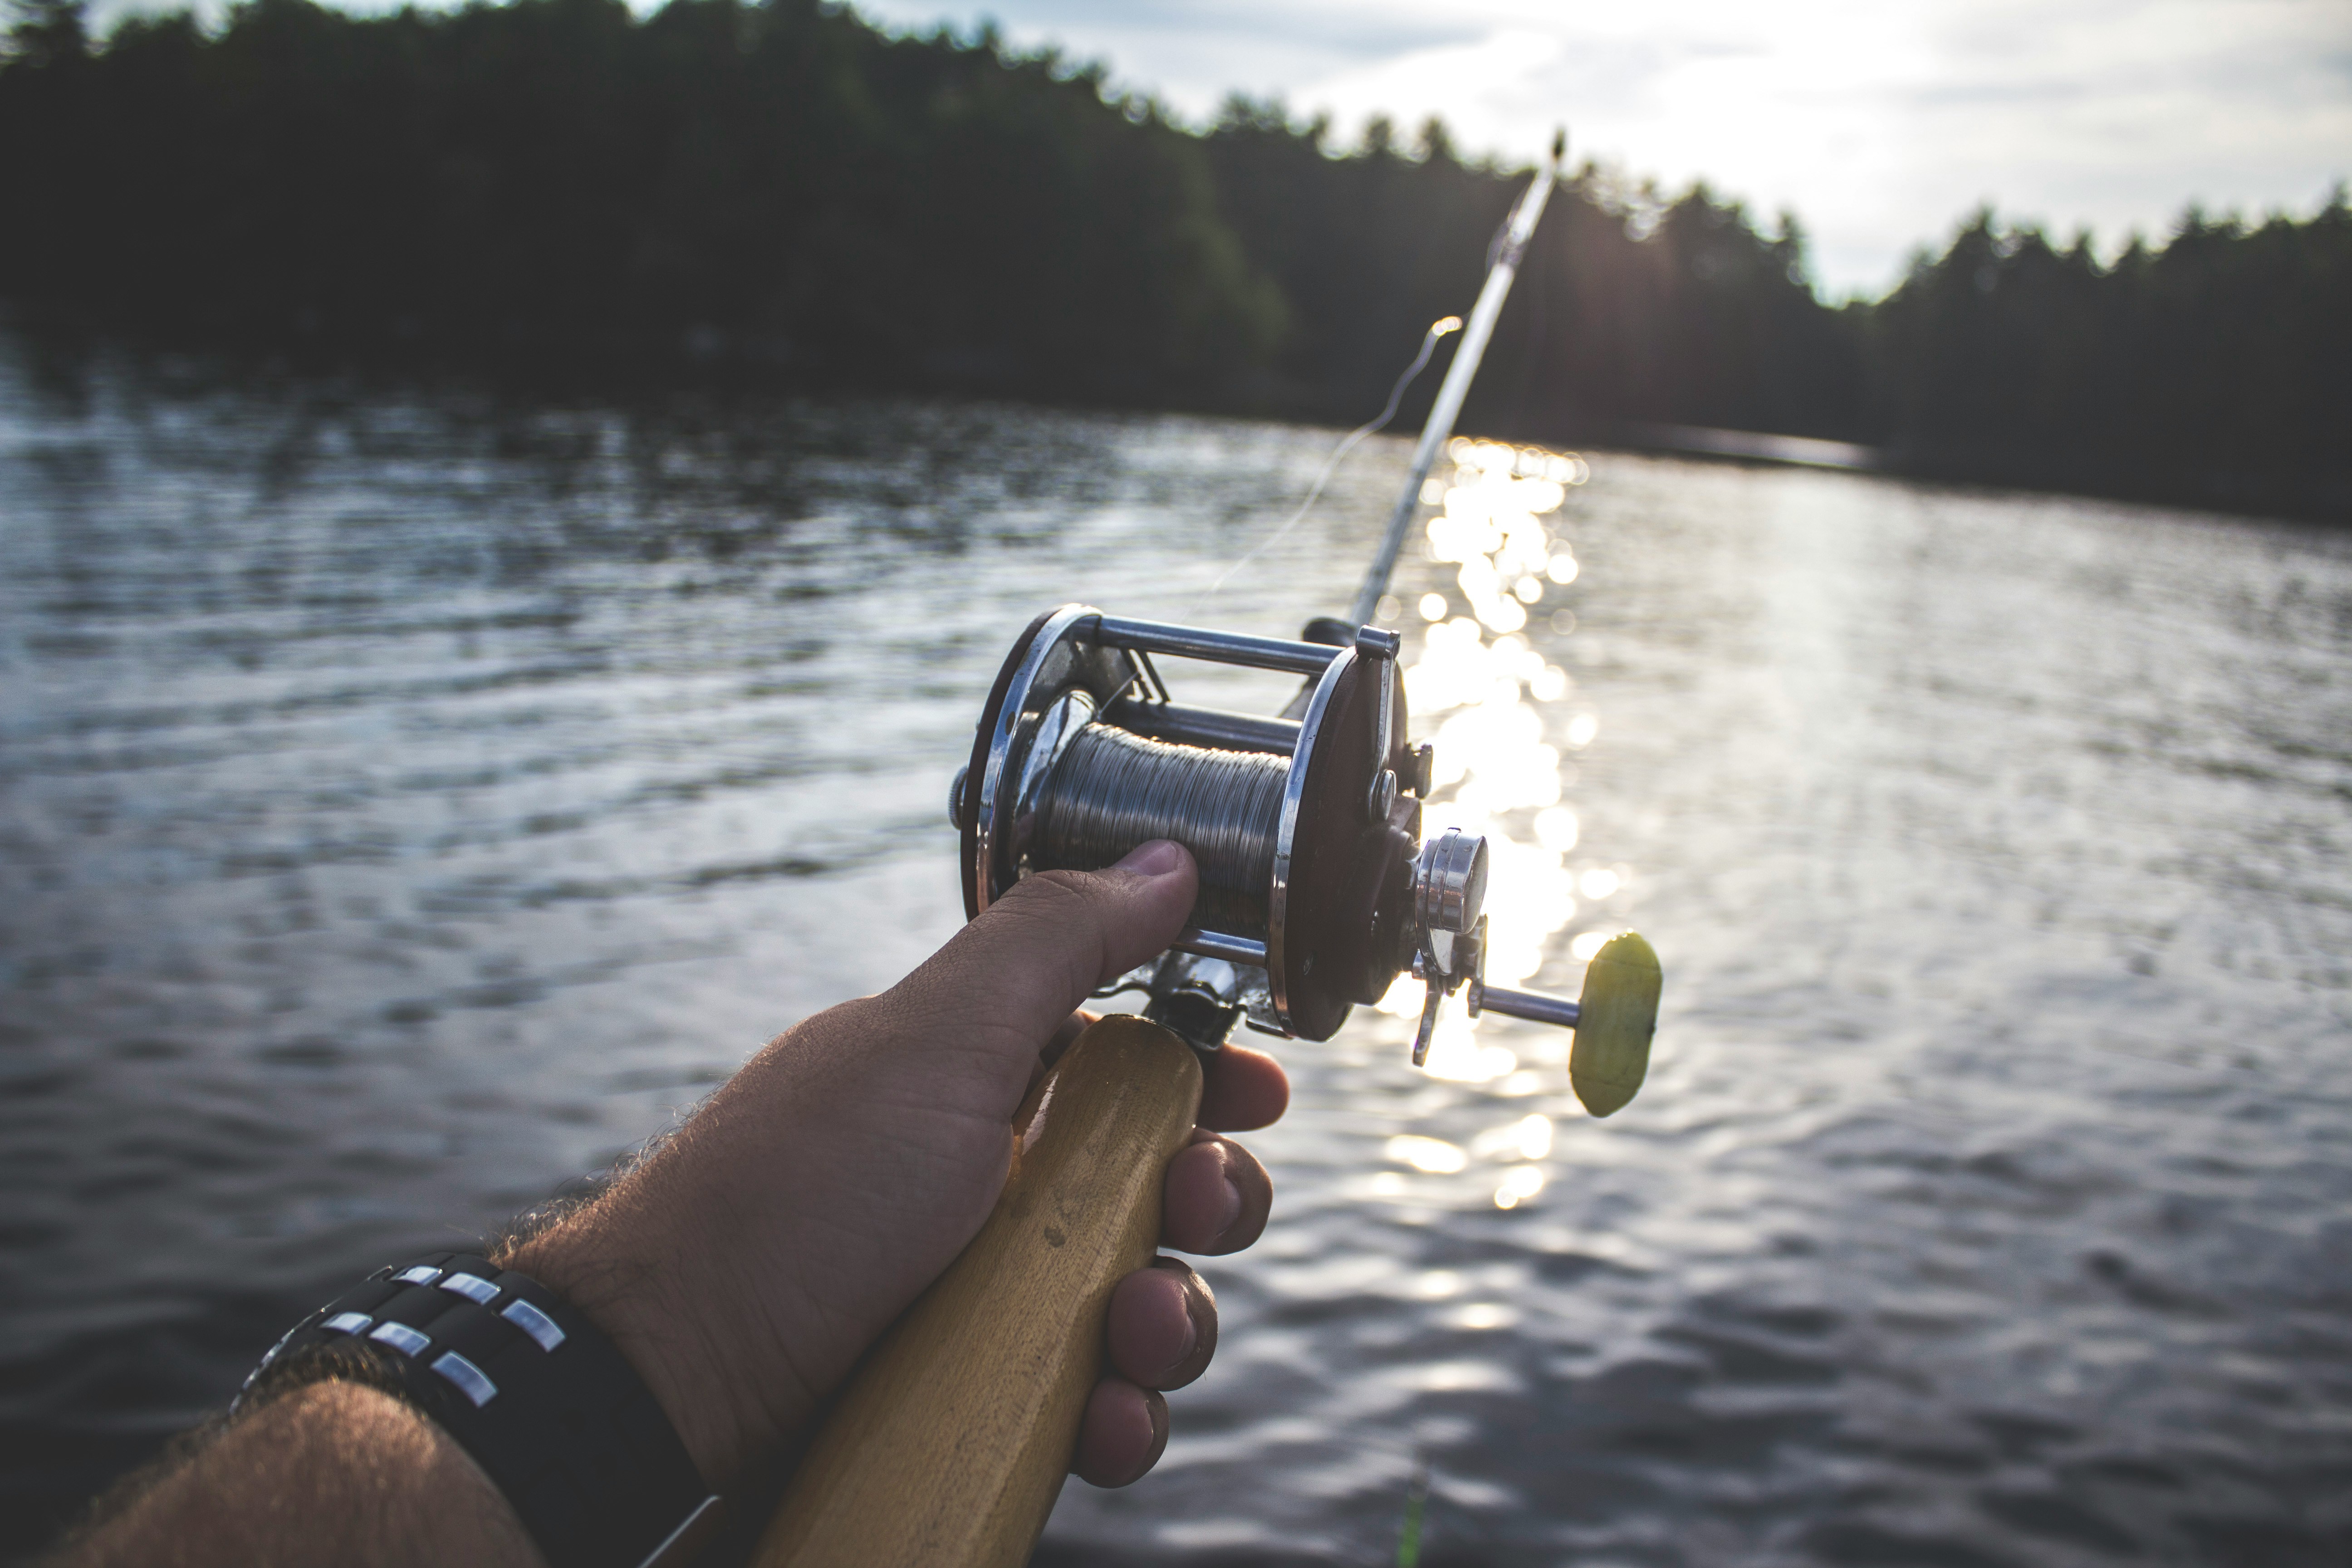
(853, 0, 2352, 297)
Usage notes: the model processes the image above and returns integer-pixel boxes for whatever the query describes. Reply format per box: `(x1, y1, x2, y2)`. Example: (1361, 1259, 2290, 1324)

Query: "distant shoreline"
(5, 313, 2338, 532)
(2, 0, 2342, 526)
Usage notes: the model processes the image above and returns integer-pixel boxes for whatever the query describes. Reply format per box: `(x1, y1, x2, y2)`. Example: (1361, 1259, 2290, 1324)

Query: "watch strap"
(239, 1251, 719, 1568)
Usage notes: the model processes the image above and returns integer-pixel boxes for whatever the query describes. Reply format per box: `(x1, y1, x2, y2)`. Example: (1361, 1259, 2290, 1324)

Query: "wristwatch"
(239, 1251, 721, 1568)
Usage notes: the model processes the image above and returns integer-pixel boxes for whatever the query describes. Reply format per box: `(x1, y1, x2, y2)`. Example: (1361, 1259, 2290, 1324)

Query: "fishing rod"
(749, 132, 1659, 1568)
(1350, 127, 1566, 627)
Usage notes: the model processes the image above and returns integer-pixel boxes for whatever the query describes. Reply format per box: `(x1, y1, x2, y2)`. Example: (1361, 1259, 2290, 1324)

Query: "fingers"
(1071, 1378, 1168, 1489)
(1196, 1041, 1289, 1132)
(1106, 1258, 1218, 1391)
(1161, 1129, 1271, 1255)
(885, 842, 1198, 1076)
(1078, 1112, 1263, 1491)
(1079, 1260, 1219, 1485)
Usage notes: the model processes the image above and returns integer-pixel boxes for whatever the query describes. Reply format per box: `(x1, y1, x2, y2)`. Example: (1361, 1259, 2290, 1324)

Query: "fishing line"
(1198, 314, 1463, 605)
(1031, 722, 1288, 936)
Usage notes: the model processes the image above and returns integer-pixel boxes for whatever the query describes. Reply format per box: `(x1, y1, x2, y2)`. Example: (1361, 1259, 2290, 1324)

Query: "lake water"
(2, 337, 2348, 1566)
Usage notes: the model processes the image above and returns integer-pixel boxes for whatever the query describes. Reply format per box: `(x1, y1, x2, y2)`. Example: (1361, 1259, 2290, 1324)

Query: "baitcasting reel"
(949, 606, 1659, 1115)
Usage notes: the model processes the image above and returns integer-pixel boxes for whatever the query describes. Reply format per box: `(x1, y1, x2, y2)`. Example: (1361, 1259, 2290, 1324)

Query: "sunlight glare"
(1386, 442, 1637, 1078)
(1451, 1302, 1518, 1331)
(1472, 1113, 1553, 1161)
(1386, 1134, 1469, 1174)
(1421, 1010, 1519, 1082)
(1494, 1165, 1546, 1210)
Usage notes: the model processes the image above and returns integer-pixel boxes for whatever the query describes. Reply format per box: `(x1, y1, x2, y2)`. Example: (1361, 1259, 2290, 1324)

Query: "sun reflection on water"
(1376, 436, 1630, 1093)
(1469, 1113, 1553, 1162)
(1385, 1134, 1469, 1174)
(1492, 1166, 1547, 1210)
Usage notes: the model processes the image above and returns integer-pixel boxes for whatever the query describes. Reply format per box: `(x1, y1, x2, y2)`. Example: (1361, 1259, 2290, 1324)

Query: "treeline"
(0, 0, 1285, 402)
(2, 0, 2345, 519)
(1867, 206, 2349, 517)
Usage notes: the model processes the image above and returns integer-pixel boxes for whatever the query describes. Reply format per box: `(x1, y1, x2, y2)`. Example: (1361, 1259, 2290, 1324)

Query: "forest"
(2, 0, 2345, 520)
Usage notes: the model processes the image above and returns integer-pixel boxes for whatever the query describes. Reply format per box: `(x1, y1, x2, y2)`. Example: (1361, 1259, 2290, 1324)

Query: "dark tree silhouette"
(1869, 198, 2351, 514)
(1, 0, 2343, 519)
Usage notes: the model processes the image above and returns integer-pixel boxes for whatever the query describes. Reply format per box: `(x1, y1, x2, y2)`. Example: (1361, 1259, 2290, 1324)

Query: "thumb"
(885, 840, 1198, 1068)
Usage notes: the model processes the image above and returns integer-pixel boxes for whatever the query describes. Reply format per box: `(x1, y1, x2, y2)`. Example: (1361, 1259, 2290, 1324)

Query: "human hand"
(507, 839, 1288, 1494)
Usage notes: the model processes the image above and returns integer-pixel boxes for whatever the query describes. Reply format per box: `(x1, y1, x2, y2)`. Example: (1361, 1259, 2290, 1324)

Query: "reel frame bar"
(1085, 615, 1344, 677)
(1101, 696, 1299, 756)
(1170, 930, 1269, 966)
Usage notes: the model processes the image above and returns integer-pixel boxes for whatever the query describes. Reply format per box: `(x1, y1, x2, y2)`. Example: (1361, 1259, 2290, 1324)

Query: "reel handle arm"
(1473, 984, 1579, 1029)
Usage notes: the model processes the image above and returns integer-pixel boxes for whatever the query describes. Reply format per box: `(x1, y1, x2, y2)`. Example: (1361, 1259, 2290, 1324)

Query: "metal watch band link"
(239, 1251, 720, 1568)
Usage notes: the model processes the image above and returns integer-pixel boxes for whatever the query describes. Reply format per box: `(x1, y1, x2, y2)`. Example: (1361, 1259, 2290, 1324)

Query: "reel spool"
(948, 605, 1658, 1112)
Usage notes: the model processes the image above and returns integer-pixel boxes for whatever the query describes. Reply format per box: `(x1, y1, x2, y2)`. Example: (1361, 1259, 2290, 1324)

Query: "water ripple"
(4, 343, 2351, 1564)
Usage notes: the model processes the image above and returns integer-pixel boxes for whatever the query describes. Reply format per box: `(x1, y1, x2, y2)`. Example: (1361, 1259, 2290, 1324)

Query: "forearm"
(57, 1381, 541, 1568)
(55, 848, 1259, 1564)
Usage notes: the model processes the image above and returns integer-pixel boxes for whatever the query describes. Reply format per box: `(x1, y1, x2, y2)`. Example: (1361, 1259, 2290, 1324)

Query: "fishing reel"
(949, 606, 1659, 1115)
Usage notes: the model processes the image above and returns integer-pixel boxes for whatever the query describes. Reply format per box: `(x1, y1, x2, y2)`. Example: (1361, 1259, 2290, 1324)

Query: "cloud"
(857, 0, 2351, 294)
(854, 0, 1481, 113)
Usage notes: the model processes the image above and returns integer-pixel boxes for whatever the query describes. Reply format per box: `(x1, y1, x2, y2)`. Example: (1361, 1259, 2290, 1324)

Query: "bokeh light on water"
(1377, 435, 1620, 1096)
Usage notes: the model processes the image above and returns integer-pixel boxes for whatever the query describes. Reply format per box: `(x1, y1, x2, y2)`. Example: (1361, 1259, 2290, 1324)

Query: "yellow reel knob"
(1568, 932, 1660, 1117)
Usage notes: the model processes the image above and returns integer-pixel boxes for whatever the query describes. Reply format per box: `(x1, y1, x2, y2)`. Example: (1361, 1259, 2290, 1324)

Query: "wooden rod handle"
(751, 1014, 1205, 1568)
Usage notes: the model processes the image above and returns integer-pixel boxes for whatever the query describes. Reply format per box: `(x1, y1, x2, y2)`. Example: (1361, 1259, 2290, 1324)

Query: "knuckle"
(986, 873, 1107, 962)
(995, 869, 1097, 918)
